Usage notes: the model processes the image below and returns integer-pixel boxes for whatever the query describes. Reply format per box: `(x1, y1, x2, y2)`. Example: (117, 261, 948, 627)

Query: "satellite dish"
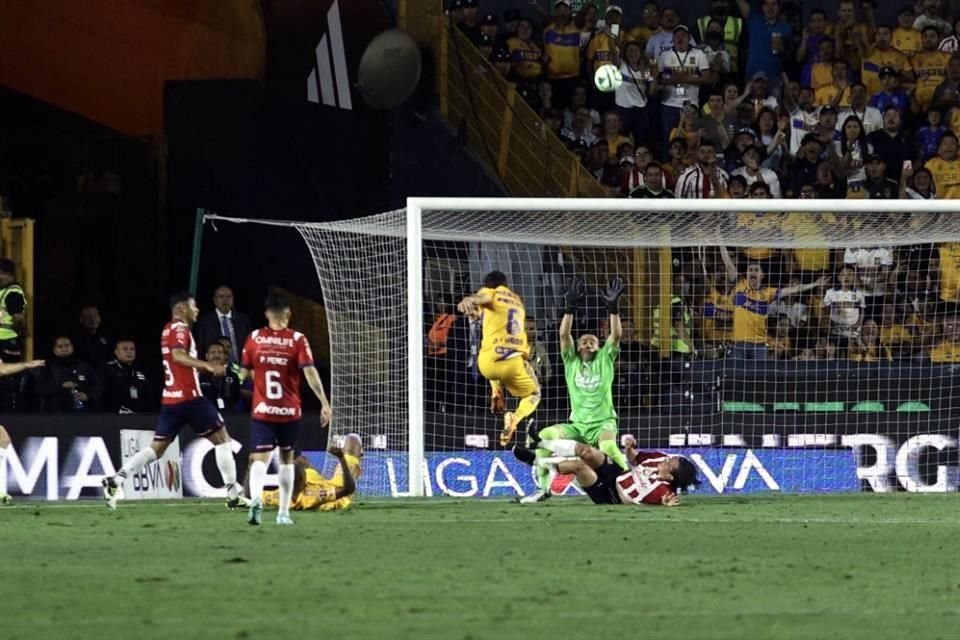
(357, 29, 422, 109)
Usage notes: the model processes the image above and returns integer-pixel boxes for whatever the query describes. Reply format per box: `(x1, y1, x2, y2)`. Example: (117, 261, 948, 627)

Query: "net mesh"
(287, 206, 960, 498)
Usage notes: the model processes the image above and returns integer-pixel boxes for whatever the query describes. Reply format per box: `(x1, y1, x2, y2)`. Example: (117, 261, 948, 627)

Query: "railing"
(1, 218, 34, 360)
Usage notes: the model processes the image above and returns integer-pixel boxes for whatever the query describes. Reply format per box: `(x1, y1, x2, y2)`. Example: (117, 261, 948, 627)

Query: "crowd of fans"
(452, 0, 960, 200)
(0, 277, 255, 415)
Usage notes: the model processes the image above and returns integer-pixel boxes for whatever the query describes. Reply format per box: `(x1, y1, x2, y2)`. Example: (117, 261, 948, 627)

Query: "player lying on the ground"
(0, 359, 46, 504)
(523, 275, 628, 504)
(457, 270, 540, 447)
(240, 293, 333, 526)
(102, 292, 241, 510)
(260, 435, 362, 511)
(516, 435, 698, 506)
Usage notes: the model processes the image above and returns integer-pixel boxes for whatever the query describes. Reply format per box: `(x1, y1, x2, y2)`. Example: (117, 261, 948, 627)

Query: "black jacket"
(36, 356, 103, 412)
(72, 329, 113, 366)
(101, 359, 154, 413)
(199, 369, 242, 413)
(194, 311, 252, 361)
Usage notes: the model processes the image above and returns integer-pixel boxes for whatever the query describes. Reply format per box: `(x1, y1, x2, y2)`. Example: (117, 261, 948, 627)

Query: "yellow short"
(477, 353, 539, 397)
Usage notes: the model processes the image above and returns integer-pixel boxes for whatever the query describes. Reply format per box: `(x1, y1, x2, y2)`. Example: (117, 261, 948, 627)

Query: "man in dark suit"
(194, 285, 251, 364)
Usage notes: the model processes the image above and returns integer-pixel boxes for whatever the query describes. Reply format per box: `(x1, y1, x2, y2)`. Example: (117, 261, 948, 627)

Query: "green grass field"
(4, 495, 960, 640)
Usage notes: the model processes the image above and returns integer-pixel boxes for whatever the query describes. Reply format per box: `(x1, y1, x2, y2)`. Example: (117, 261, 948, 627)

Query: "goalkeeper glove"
(563, 276, 586, 315)
(602, 276, 625, 315)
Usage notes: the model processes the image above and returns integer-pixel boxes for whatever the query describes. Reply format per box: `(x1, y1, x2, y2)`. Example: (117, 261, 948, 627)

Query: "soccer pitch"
(4, 495, 959, 640)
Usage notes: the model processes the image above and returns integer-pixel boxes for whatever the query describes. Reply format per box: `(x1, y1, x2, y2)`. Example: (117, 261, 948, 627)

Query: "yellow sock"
(513, 394, 540, 423)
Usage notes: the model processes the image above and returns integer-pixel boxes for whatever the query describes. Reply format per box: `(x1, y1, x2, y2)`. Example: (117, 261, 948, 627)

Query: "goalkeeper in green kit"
(520, 275, 628, 503)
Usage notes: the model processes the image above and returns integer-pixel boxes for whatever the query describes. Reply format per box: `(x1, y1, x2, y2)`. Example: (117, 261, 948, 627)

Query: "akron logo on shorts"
(575, 371, 601, 391)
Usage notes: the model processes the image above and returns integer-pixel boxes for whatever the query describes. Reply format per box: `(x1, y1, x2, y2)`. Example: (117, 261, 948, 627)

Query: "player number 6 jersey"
(241, 327, 315, 422)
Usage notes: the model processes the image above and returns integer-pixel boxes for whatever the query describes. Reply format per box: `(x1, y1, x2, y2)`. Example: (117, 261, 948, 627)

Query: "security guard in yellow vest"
(697, 0, 743, 72)
(651, 295, 693, 354)
(0, 258, 26, 361)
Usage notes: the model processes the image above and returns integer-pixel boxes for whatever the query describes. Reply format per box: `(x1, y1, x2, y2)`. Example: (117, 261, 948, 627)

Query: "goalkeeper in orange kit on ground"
(262, 433, 361, 511)
(457, 270, 540, 446)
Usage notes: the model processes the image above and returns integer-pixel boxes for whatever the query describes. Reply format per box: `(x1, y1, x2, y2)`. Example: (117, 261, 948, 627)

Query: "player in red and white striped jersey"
(526, 435, 698, 506)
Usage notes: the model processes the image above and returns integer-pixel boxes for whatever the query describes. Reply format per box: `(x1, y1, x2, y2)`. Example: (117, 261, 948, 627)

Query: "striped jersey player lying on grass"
(516, 433, 699, 506)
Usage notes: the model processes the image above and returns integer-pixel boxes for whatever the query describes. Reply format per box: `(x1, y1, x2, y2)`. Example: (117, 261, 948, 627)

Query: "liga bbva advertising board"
(119, 430, 182, 499)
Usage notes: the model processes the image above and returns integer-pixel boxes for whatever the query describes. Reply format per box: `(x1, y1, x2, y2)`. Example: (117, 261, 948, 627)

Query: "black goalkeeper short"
(583, 458, 623, 505)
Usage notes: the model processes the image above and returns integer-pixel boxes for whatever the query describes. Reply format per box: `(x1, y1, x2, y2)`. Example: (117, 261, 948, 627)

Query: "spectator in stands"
(769, 317, 793, 360)
(914, 27, 952, 111)
(629, 161, 674, 198)
(586, 5, 624, 109)
(697, 0, 743, 74)
(869, 66, 911, 114)
(722, 127, 756, 174)
(676, 139, 729, 198)
(834, 115, 872, 194)
(727, 174, 748, 197)
(36, 335, 102, 412)
(614, 40, 655, 146)
(823, 266, 866, 346)
(918, 109, 948, 162)
(697, 92, 732, 150)
(480, 12, 499, 43)
(720, 246, 827, 359)
(840, 84, 883, 135)
(507, 18, 544, 84)
(657, 24, 712, 155)
(101, 338, 153, 413)
(788, 134, 823, 195)
(584, 139, 608, 177)
(747, 72, 778, 110)
(478, 33, 494, 59)
(544, 1, 581, 108)
(849, 319, 892, 362)
(805, 36, 836, 92)
(782, 86, 818, 156)
(879, 302, 915, 359)
(651, 287, 694, 356)
(543, 108, 563, 137)
(195, 285, 252, 363)
(629, 1, 660, 47)
(772, 276, 810, 329)
(915, 0, 953, 37)
(901, 165, 937, 199)
(0, 258, 26, 363)
(732, 146, 781, 197)
(199, 341, 241, 413)
(671, 102, 704, 150)
(939, 18, 960, 52)
(667, 137, 690, 182)
(932, 55, 960, 108)
(700, 19, 734, 92)
(796, 9, 829, 80)
(561, 105, 599, 147)
(755, 109, 788, 164)
(862, 154, 899, 199)
(502, 9, 521, 40)
(736, 0, 792, 91)
(893, 7, 920, 57)
(491, 45, 512, 76)
(815, 159, 847, 199)
(646, 7, 682, 62)
(574, 3, 599, 51)
(868, 106, 911, 184)
(816, 62, 852, 107)
(72, 305, 112, 366)
(844, 246, 894, 317)
(929, 315, 960, 362)
(827, 0, 874, 73)
(863, 26, 913, 98)
(924, 132, 960, 198)
(455, 0, 480, 44)
(447, 0, 464, 24)
(562, 83, 600, 132)
(601, 111, 631, 159)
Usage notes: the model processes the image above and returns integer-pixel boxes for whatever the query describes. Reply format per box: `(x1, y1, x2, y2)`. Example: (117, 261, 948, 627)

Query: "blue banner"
(303, 448, 861, 498)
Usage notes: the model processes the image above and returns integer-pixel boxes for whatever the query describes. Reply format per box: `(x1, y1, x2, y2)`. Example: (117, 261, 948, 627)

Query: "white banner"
(119, 430, 183, 499)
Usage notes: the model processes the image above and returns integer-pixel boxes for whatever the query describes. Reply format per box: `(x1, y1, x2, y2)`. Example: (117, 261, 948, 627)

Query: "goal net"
(217, 199, 960, 498)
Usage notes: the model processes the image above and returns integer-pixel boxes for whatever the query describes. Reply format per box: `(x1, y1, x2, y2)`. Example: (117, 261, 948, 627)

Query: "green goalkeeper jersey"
(561, 341, 619, 424)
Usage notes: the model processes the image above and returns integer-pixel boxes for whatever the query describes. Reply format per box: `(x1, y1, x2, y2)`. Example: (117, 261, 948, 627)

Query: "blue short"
(154, 398, 224, 441)
(250, 419, 301, 452)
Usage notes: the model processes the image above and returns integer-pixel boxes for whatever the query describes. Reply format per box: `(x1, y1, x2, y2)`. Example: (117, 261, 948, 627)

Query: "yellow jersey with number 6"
(479, 286, 529, 361)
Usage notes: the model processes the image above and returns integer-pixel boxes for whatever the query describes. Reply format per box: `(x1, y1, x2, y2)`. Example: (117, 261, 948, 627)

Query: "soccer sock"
(248, 460, 267, 502)
(513, 394, 540, 423)
(214, 442, 239, 500)
(534, 449, 552, 492)
(277, 464, 295, 516)
(538, 438, 578, 457)
(599, 439, 629, 471)
(0, 444, 7, 493)
(117, 447, 157, 479)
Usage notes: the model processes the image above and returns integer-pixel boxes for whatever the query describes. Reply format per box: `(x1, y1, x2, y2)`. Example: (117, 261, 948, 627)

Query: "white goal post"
(210, 199, 960, 499)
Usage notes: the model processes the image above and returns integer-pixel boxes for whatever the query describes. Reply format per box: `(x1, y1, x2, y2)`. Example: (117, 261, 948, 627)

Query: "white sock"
(118, 447, 157, 478)
(214, 442, 238, 500)
(248, 460, 267, 502)
(277, 464, 294, 516)
(538, 439, 578, 457)
(0, 444, 7, 494)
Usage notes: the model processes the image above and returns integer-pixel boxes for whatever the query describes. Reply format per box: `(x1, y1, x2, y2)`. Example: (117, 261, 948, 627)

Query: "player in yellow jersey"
(458, 271, 540, 446)
(925, 133, 960, 198)
(261, 436, 361, 512)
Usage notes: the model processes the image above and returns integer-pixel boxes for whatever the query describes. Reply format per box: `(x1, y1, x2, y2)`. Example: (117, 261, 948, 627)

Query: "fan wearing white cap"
(656, 24, 713, 155)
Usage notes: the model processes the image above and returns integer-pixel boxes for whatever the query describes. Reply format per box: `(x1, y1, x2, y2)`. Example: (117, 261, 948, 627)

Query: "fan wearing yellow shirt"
(586, 5, 624, 74)
(912, 27, 950, 110)
(508, 19, 545, 81)
(924, 133, 960, 199)
(815, 62, 853, 107)
(544, 1, 582, 103)
(893, 8, 921, 57)
(825, 0, 873, 72)
(261, 442, 359, 512)
(720, 246, 829, 359)
(930, 316, 960, 363)
(458, 271, 540, 446)
(938, 242, 960, 302)
(862, 26, 914, 97)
